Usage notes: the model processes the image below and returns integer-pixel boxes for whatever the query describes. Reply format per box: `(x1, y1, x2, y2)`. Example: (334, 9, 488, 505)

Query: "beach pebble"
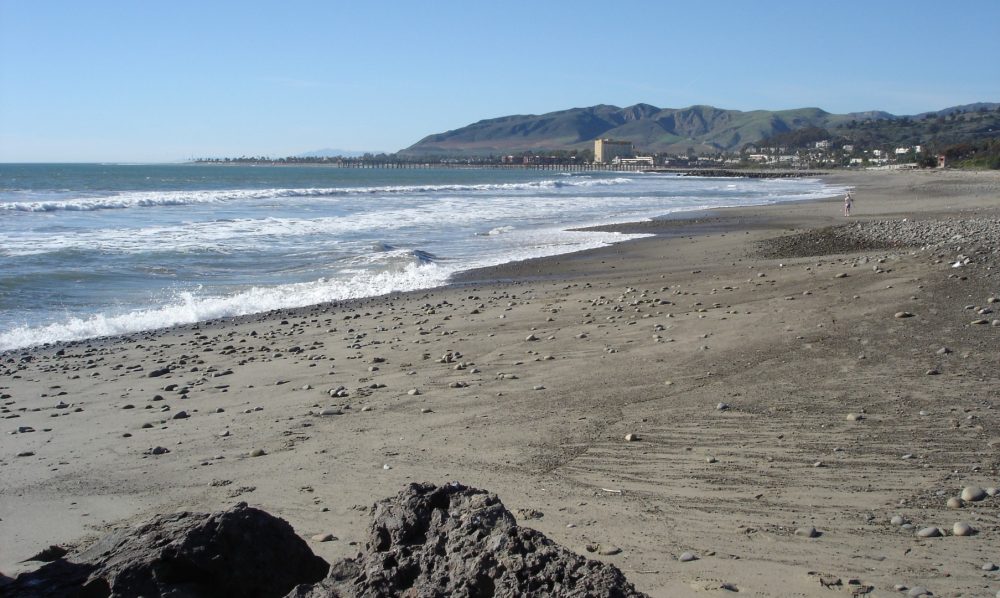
(624, 433, 639, 442)
(706, 456, 717, 463)
(906, 587, 931, 598)
(172, 410, 189, 419)
(846, 412, 863, 421)
(407, 388, 421, 396)
(794, 526, 818, 538)
(16, 450, 35, 457)
(146, 446, 170, 455)
(678, 551, 698, 562)
(890, 515, 907, 526)
(311, 533, 337, 542)
(982, 562, 998, 571)
(960, 486, 986, 502)
(420, 408, 433, 414)
(598, 545, 621, 556)
(525, 334, 538, 341)
(716, 402, 730, 411)
(249, 448, 267, 457)
(952, 521, 975, 536)
(319, 407, 342, 416)
(946, 497, 964, 509)
(916, 526, 942, 538)
(894, 311, 914, 319)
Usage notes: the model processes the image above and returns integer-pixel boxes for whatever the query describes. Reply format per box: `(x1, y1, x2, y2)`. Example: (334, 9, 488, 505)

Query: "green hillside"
(399, 103, 1000, 158)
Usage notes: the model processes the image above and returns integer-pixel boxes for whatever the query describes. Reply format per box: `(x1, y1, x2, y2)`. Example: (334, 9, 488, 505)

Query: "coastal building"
(612, 156, 654, 166)
(594, 139, 634, 164)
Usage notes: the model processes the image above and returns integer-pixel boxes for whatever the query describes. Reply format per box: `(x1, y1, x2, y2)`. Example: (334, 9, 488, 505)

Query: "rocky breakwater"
(3, 483, 648, 598)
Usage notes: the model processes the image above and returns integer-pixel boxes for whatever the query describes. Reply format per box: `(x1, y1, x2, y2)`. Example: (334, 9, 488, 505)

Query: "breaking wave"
(0, 178, 634, 213)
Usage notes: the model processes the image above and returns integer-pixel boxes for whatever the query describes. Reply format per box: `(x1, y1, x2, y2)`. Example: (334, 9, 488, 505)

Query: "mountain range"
(400, 103, 1000, 157)
(295, 148, 375, 158)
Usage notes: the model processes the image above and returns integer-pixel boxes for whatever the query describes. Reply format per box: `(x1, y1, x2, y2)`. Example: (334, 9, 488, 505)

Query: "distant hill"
(295, 148, 372, 158)
(400, 103, 1000, 157)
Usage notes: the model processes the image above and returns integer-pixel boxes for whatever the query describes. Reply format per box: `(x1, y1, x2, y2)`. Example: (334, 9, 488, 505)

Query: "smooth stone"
(624, 433, 639, 442)
(525, 334, 538, 341)
(311, 533, 336, 542)
(907, 588, 931, 598)
(894, 311, 914, 319)
(319, 407, 342, 416)
(705, 456, 717, 463)
(946, 497, 964, 509)
(407, 388, 421, 396)
(916, 527, 941, 538)
(794, 526, 818, 538)
(846, 412, 863, 421)
(172, 410, 189, 420)
(249, 448, 267, 457)
(986, 487, 998, 496)
(598, 545, 621, 556)
(961, 486, 986, 502)
(890, 515, 906, 526)
(678, 551, 698, 562)
(716, 402, 730, 411)
(952, 521, 975, 536)
(982, 562, 998, 571)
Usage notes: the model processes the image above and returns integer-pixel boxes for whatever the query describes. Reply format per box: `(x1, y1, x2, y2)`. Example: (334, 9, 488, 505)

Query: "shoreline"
(1, 178, 847, 356)
(4, 168, 1000, 596)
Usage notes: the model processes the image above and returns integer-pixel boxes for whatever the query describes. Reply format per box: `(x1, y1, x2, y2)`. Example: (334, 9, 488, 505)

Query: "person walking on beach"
(843, 190, 853, 217)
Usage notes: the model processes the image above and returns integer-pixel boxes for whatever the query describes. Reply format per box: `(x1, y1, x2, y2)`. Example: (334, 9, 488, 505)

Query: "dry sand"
(3, 169, 1000, 596)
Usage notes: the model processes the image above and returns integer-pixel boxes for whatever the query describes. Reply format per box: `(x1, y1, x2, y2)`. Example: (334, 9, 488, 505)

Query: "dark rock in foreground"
(4, 483, 647, 598)
(3, 502, 328, 598)
(292, 482, 647, 598)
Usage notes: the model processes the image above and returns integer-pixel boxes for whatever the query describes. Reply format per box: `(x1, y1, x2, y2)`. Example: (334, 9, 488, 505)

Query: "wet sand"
(3, 169, 1000, 596)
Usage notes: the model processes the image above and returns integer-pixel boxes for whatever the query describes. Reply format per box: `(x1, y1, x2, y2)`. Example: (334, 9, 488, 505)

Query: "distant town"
(194, 103, 1000, 171)
(194, 137, 951, 171)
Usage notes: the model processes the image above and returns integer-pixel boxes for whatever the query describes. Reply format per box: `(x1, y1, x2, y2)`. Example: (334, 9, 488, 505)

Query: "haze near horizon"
(1, 0, 998, 162)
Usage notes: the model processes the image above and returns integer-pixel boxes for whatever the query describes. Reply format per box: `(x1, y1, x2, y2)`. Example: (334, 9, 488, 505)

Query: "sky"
(1, 0, 998, 162)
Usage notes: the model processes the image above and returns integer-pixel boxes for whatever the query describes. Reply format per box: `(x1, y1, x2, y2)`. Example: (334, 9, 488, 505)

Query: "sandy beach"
(3, 169, 1000, 596)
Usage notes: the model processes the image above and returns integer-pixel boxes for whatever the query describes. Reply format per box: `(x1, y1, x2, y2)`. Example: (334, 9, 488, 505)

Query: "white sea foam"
(0, 178, 633, 213)
(0, 261, 453, 350)
(0, 228, 641, 351)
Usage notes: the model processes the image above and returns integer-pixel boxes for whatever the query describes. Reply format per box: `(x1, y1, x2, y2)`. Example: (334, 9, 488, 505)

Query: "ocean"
(0, 163, 843, 351)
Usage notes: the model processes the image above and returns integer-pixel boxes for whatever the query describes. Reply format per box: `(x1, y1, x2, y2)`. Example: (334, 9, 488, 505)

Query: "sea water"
(0, 163, 843, 350)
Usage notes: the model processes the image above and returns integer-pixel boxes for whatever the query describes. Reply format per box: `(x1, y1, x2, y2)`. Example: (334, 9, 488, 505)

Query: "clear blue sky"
(2, 0, 998, 162)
